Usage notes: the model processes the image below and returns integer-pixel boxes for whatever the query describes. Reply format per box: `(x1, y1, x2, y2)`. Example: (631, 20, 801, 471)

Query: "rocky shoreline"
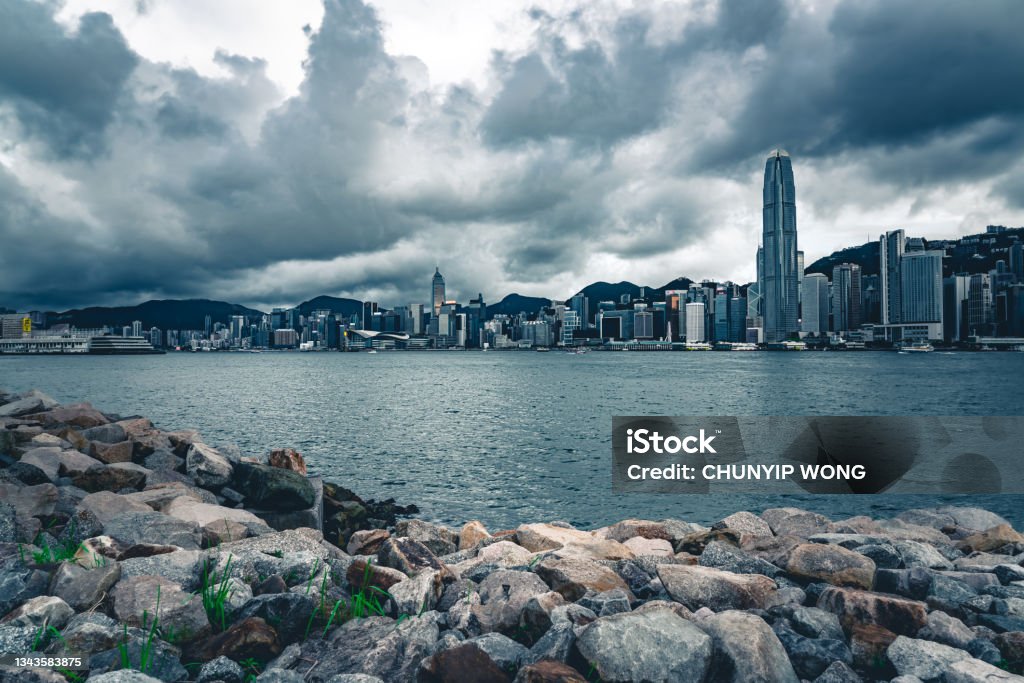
(1, 389, 1023, 682)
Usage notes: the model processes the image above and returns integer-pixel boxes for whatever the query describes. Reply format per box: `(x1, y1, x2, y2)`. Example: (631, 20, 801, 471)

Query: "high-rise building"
(943, 274, 971, 343)
(562, 310, 580, 345)
(634, 308, 653, 339)
(880, 229, 905, 325)
(131, 320, 143, 337)
(569, 293, 589, 328)
(1010, 241, 1024, 282)
(832, 263, 862, 334)
(405, 304, 424, 335)
(431, 268, 446, 316)
(685, 302, 706, 342)
(801, 273, 830, 336)
(968, 273, 993, 335)
(761, 150, 799, 342)
(900, 250, 943, 325)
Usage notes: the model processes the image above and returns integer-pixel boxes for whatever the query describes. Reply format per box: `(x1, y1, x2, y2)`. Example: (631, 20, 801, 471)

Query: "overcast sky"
(2, 0, 1023, 312)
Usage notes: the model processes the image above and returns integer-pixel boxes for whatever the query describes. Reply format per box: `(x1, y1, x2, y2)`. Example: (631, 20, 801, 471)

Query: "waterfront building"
(562, 310, 580, 345)
(801, 273, 830, 336)
(1010, 241, 1024, 282)
(634, 308, 653, 339)
(273, 329, 298, 347)
(900, 250, 944, 326)
(880, 229, 906, 325)
(943, 275, 971, 343)
(569, 293, 589, 329)
(761, 150, 800, 342)
(685, 302, 706, 342)
(832, 263, 862, 334)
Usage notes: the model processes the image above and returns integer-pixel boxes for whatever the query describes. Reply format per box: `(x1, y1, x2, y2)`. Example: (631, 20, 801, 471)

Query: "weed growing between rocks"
(201, 554, 235, 631)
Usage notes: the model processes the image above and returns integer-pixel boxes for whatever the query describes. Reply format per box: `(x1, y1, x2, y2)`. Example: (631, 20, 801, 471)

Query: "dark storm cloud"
(701, 0, 1024, 178)
(0, 2, 137, 158)
(1, 0, 1022, 312)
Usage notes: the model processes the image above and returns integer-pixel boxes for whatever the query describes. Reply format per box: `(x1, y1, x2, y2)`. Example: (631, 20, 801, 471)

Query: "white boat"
(900, 343, 934, 353)
(367, 349, 378, 354)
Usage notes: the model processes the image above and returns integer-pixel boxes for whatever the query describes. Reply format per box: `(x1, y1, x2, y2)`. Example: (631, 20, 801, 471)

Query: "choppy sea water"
(3, 350, 1023, 529)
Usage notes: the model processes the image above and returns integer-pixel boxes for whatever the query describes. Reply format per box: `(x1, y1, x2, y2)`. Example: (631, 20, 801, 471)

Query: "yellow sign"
(22, 317, 31, 333)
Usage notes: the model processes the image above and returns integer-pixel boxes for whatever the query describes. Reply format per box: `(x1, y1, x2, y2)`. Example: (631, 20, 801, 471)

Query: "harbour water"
(3, 350, 1023, 529)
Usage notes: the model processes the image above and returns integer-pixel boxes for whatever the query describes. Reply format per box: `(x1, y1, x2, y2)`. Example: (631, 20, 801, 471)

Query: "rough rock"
(576, 608, 712, 682)
(784, 543, 876, 589)
(761, 508, 834, 537)
(459, 520, 491, 550)
(233, 593, 316, 645)
(515, 523, 594, 552)
(347, 558, 408, 593)
(187, 616, 281, 664)
(71, 463, 147, 492)
(958, 525, 1024, 554)
(79, 490, 153, 524)
(657, 564, 778, 611)
(699, 540, 781, 577)
(918, 610, 977, 649)
(196, 655, 246, 683)
(395, 519, 459, 556)
(388, 569, 444, 615)
(700, 610, 799, 683)
(817, 586, 928, 636)
(103, 510, 202, 550)
(513, 660, 587, 683)
(887, 635, 971, 681)
(80, 423, 127, 444)
(187, 442, 234, 488)
(233, 462, 314, 511)
(470, 569, 551, 635)
(347, 529, 391, 556)
(49, 560, 121, 610)
(0, 595, 74, 629)
(305, 614, 437, 681)
(717, 511, 775, 539)
(119, 549, 207, 591)
(945, 658, 1024, 682)
(535, 557, 633, 602)
(621, 536, 673, 556)
(267, 448, 307, 476)
(112, 575, 210, 642)
(377, 537, 447, 577)
(90, 439, 134, 464)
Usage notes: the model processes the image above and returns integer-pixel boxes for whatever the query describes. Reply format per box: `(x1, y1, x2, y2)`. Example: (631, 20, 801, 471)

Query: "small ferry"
(899, 343, 934, 354)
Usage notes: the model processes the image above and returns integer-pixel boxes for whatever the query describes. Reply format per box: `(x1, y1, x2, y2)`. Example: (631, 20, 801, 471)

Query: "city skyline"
(2, 1, 1024, 313)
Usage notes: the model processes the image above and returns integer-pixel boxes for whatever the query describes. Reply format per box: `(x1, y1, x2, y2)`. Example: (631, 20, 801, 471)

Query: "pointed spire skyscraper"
(761, 149, 800, 342)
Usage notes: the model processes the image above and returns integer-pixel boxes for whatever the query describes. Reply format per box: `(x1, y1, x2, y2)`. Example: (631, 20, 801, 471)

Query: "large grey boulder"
(886, 635, 971, 682)
(575, 608, 712, 682)
(0, 595, 74, 629)
(233, 461, 314, 511)
(700, 610, 799, 683)
(102, 510, 203, 550)
(187, 442, 234, 488)
(658, 564, 778, 611)
(472, 569, 551, 635)
(111, 575, 211, 643)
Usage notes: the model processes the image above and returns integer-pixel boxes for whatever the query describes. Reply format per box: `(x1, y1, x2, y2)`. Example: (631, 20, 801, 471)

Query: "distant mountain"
(573, 281, 645, 304)
(656, 277, 696, 294)
(48, 299, 265, 331)
(806, 242, 881, 278)
(486, 293, 551, 318)
(294, 295, 362, 319)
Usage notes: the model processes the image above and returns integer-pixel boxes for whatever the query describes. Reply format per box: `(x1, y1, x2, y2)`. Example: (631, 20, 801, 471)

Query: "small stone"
(347, 558, 408, 592)
(918, 610, 976, 650)
(90, 440, 134, 464)
(472, 569, 551, 635)
(388, 569, 444, 615)
(760, 508, 833, 537)
(267, 448, 307, 476)
(196, 655, 246, 683)
(717, 511, 775, 539)
(186, 616, 281, 664)
(513, 660, 587, 683)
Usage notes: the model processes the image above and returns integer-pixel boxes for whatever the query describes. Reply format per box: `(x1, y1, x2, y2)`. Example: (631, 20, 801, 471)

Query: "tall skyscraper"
(761, 150, 799, 342)
(900, 250, 944, 325)
(431, 267, 446, 316)
(1010, 241, 1024, 282)
(685, 302, 706, 342)
(832, 263, 862, 334)
(880, 229, 905, 325)
(801, 273, 830, 336)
